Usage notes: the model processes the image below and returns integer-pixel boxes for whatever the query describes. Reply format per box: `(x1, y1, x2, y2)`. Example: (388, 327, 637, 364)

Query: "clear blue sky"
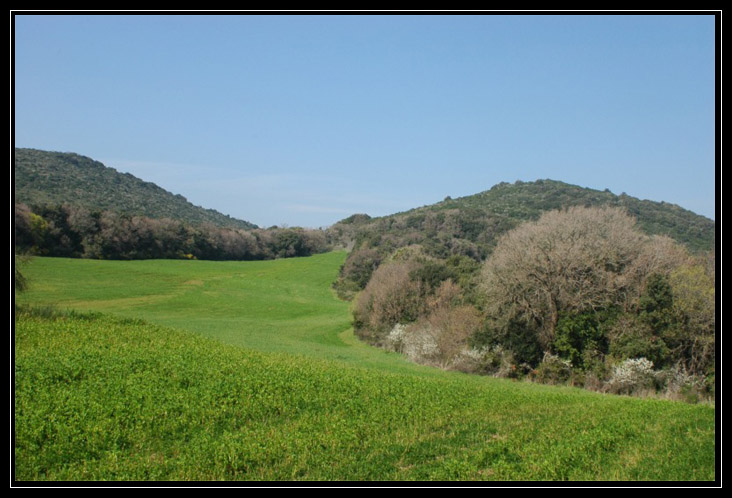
(14, 13, 717, 228)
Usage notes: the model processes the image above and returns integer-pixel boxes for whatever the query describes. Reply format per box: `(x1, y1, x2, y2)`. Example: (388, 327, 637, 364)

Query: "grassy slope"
(14, 252, 420, 374)
(14, 254, 717, 481)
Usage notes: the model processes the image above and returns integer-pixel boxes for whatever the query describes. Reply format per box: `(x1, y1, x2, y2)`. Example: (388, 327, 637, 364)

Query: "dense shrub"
(403, 303, 483, 370)
(451, 345, 517, 377)
(534, 353, 573, 385)
(480, 206, 669, 350)
(357, 260, 483, 371)
(472, 315, 543, 368)
(334, 247, 382, 298)
(409, 261, 459, 294)
(14, 254, 30, 291)
(607, 313, 671, 368)
(552, 311, 609, 369)
(667, 258, 716, 376)
(657, 364, 710, 403)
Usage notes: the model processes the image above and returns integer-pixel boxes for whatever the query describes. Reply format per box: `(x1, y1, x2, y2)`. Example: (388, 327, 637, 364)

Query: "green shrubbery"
(533, 353, 573, 385)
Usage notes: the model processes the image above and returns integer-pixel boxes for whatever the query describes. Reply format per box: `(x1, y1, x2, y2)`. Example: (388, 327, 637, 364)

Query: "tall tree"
(480, 206, 684, 350)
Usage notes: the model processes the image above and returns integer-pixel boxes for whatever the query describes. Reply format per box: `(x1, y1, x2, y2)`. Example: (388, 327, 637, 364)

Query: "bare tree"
(480, 206, 681, 349)
(419, 305, 482, 369)
(353, 260, 424, 341)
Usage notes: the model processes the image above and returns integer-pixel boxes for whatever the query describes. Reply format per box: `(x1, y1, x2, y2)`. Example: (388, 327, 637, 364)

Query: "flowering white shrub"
(457, 347, 485, 363)
(451, 347, 488, 373)
(401, 324, 439, 364)
(606, 357, 656, 394)
(542, 352, 572, 369)
(385, 322, 438, 363)
(448, 345, 518, 377)
(661, 364, 707, 403)
(385, 323, 409, 353)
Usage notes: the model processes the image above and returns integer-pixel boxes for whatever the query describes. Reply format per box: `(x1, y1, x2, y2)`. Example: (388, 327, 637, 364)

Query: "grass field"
(14, 252, 419, 372)
(13, 253, 717, 482)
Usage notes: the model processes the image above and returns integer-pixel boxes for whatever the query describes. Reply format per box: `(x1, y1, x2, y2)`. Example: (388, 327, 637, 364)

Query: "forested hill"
(436, 180, 715, 251)
(14, 148, 257, 230)
(334, 179, 715, 256)
(331, 179, 715, 296)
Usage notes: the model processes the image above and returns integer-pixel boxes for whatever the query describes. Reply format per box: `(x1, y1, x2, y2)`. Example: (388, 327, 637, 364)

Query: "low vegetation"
(13, 252, 354, 361)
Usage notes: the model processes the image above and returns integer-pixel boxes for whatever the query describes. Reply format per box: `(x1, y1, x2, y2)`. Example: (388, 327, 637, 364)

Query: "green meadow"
(14, 253, 717, 481)
(14, 252, 423, 373)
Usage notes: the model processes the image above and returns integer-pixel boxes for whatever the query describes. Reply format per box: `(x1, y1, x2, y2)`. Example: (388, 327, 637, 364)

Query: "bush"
(467, 345, 517, 378)
(605, 357, 656, 395)
(552, 311, 609, 369)
(385, 323, 409, 354)
(397, 322, 440, 365)
(14, 254, 31, 291)
(352, 261, 424, 344)
(608, 313, 671, 368)
(338, 247, 382, 290)
(480, 206, 655, 350)
(472, 316, 543, 368)
(534, 352, 573, 385)
(450, 347, 486, 374)
(657, 364, 710, 404)
(409, 261, 458, 293)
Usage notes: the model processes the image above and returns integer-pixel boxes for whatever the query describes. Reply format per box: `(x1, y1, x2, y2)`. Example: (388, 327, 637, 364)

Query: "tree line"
(14, 203, 331, 261)
(351, 206, 716, 402)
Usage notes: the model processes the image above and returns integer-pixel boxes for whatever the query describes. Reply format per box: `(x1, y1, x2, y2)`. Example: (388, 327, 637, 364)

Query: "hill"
(332, 179, 715, 295)
(341, 179, 714, 255)
(434, 180, 715, 251)
(14, 148, 257, 230)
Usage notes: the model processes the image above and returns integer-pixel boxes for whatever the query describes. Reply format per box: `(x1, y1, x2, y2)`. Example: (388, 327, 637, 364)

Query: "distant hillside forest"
(14, 148, 257, 230)
(14, 148, 335, 261)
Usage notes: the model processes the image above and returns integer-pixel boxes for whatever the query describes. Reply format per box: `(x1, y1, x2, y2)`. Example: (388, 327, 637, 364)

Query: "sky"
(13, 13, 718, 228)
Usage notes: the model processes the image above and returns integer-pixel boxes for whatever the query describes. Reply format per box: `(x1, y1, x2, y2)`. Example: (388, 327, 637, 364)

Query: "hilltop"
(333, 179, 715, 257)
(14, 148, 257, 230)
(433, 180, 714, 251)
(332, 178, 715, 296)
